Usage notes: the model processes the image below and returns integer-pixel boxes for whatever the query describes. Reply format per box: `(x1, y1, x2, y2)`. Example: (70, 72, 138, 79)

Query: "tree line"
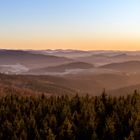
(0, 92, 140, 140)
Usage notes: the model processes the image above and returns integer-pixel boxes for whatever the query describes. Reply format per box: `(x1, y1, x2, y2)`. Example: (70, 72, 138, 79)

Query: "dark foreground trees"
(0, 93, 140, 140)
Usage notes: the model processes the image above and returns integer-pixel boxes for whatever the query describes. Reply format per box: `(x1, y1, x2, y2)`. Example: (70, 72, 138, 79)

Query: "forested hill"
(0, 93, 140, 140)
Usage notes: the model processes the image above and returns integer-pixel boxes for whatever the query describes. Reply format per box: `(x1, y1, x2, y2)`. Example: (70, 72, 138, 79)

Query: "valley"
(1, 49, 140, 96)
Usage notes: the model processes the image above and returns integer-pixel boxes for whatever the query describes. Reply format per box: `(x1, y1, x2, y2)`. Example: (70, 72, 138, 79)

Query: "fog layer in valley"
(1, 49, 140, 96)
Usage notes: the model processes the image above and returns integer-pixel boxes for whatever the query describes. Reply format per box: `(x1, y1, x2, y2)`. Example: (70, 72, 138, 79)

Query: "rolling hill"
(109, 84, 140, 96)
(0, 50, 72, 67)
(0, 50, 73, 74)
(0, 72, 140, 96)
(0, 74, 76, 96)
(1, 50, 140, 96)
(100, 61, 140, 72)
(28, 62, 94, 74)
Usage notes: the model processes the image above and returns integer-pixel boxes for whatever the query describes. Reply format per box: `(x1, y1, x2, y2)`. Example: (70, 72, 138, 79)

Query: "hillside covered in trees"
(0, 93, 140, 140)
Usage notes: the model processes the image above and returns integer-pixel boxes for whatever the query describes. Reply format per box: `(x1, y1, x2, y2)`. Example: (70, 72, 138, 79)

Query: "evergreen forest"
(0, 92, 140, 140)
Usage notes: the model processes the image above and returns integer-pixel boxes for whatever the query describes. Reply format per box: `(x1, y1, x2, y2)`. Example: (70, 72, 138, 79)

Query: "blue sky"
(0, 0, 140, 50)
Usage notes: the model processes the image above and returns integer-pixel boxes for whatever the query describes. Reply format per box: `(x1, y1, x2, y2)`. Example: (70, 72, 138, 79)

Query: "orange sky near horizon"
(1, 37, 140, 51)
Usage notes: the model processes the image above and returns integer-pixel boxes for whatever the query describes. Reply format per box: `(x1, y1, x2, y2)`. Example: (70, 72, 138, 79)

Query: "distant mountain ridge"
(0, 50, 73, 72)
(100, 60, 140, 72)
(29, 62, 94, 73)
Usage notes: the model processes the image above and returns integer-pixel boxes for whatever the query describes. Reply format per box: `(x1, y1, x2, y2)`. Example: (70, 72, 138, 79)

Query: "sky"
(0, 0, 140, 50)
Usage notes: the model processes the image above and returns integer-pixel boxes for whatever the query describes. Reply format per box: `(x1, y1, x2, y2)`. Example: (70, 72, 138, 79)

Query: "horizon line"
(1, 48, 140, 52)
